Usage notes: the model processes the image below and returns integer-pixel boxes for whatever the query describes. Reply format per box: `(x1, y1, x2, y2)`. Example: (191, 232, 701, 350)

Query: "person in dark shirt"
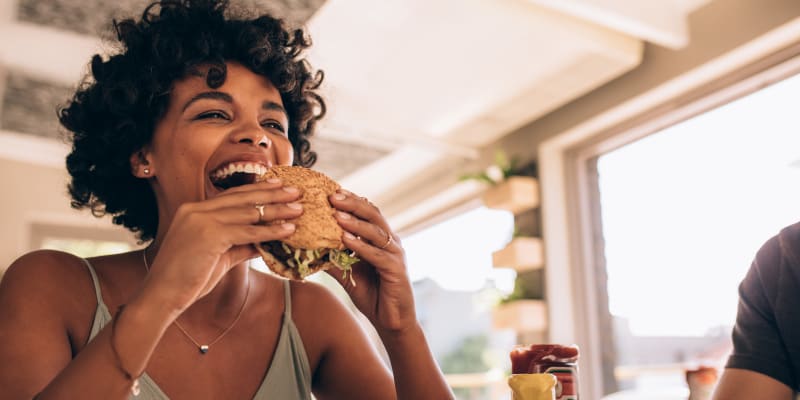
(714, 222, 800, 399)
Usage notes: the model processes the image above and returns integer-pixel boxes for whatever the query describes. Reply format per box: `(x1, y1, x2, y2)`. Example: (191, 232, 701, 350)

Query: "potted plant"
(492, 269, 547, 333)
(463, 152, 547, 334)
(461, 150, 539, 214)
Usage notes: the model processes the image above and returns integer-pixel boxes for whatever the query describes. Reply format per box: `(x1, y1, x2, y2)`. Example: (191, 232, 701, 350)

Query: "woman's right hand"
(138, 179, 303, 313)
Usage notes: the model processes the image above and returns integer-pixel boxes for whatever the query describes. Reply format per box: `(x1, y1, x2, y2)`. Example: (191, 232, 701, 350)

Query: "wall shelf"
(492, 237, 544, 272)
(482, 176, 539, 214)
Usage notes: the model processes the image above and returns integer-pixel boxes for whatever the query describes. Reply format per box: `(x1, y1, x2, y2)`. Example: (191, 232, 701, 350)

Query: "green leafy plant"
(500, 278, 527, 304)
(499, 270, 544, 304)
(460, 149, 520, 185)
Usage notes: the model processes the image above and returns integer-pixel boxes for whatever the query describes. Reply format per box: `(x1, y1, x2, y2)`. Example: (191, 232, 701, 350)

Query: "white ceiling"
(306, 0, 710, 228)
(0, 0, 713, 230)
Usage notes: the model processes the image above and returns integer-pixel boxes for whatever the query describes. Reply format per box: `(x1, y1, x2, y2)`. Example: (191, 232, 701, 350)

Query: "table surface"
(602, 387, 689, 400)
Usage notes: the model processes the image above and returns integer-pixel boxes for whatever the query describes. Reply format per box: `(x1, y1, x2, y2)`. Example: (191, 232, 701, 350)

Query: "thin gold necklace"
(141, 250, 251, 355)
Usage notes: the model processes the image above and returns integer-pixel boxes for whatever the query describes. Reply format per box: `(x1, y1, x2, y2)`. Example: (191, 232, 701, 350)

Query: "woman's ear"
(130, 149, 154, 178)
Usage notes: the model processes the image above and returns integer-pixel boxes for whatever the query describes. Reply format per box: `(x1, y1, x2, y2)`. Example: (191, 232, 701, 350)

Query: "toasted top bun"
(257, 166, 343, 250)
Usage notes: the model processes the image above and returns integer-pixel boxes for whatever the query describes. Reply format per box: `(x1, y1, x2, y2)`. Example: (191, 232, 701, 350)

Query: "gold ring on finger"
(255, 203, 265, 223)
(379, 234, 393, 250)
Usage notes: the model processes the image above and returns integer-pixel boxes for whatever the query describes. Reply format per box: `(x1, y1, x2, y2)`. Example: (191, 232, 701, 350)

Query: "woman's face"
(144, 62, 293, 210)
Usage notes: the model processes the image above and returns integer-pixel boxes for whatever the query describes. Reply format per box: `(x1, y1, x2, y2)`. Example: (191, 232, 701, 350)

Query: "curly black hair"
(59, 0, 325, 242)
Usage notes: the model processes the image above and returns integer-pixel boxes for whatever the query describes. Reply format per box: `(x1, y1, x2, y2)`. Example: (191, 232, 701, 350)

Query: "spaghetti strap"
(253, 278, 312, 399)
(82, 258, 106, 309)
(283, 279, 292, 318)
(83, 258, 112, 345)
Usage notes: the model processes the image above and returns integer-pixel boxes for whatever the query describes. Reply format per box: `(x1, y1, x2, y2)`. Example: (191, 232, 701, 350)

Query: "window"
(39, 237, 132, 258)
(403, 206, 516, 399)
(31, 223, 135, 258)
(595, 67, 800, 396)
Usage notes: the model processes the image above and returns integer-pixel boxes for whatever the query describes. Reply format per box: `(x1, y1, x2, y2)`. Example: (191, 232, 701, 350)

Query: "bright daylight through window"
(597, 71, 800, 395)
(40, 238, 132, 259)
(403, 207, 516, 398)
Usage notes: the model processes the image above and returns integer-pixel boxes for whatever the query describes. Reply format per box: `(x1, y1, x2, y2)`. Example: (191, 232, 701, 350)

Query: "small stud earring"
(143, 167, 150, 175)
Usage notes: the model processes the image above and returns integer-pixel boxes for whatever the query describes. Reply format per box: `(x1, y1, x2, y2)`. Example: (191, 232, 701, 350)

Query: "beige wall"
(0, 158, 136, 273)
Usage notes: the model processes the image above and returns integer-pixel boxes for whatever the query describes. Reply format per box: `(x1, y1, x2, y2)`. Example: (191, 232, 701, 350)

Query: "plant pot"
(492, 299, 547, 332)
(482, 176, 539, 214)
(492, 237, 544, 272)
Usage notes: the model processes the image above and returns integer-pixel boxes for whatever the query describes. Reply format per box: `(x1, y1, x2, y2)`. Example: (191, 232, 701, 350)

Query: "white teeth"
(211, 162, 269, 181)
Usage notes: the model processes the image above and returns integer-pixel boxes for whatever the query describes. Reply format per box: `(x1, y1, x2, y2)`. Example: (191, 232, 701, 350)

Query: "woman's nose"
(231, 128, 272, 149)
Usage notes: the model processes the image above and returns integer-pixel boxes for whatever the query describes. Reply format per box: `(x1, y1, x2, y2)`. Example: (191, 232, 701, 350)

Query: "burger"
(251, 166, 360, 282)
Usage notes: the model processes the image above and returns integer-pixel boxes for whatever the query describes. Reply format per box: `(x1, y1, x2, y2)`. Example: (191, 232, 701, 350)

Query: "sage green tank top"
(83, 260, 313, 399)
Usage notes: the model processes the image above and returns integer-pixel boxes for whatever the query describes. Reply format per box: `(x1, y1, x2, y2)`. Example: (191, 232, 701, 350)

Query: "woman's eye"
(196, 111, 229, 120)
(261, 121, 286, 134)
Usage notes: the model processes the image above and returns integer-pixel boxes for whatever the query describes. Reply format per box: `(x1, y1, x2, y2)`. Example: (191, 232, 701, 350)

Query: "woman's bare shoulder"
(288, 279, 362, 347)
(289, 279, 354, 322)
(1, 250, 96, 319)
(3, 249, 90, 290)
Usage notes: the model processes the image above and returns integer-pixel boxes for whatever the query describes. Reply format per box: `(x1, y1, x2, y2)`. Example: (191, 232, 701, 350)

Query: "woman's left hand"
(327, 189, 416, 334)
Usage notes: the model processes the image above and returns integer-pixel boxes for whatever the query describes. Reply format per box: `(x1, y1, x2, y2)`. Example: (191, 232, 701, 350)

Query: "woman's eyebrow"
(181, 91, 233, 112)
(263, 101, 287, 119)
(181, 93, 286, 119)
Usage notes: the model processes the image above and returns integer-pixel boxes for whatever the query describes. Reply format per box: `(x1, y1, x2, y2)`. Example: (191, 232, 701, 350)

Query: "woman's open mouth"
(209, 162, 269, 190)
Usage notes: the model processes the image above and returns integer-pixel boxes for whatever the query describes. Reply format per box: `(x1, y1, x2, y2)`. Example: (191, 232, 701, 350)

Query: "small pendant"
(199, 345, 209, 354)
(131, 379, 141, 396)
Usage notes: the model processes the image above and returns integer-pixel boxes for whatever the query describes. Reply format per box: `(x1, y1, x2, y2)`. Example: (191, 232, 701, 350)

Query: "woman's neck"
(141, 242, 252, 327)
(182, 263, 251, 325)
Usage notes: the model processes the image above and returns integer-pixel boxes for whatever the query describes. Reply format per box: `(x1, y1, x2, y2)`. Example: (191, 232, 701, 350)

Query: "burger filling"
(264, 241, 360, 284)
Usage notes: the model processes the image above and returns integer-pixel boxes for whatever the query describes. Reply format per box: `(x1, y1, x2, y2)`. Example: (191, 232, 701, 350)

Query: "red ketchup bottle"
(510, 344, 579, 400)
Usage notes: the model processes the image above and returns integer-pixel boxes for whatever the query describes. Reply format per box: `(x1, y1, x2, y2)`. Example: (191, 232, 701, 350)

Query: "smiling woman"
(139, 62, 296, 207)
(0, 1, 452, 399)
(58, 3, 321, 242)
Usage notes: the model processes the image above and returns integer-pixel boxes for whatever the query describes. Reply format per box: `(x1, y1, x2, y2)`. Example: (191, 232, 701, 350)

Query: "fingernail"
(283, 186, 298, 193)
(337, 211, 351, 219)
(287, 202, 302, 210)
(333, 193, 346, 201)
(282, 223, 295, 230)
(344, 231, 356, 240)
(266, 178, 281, 183)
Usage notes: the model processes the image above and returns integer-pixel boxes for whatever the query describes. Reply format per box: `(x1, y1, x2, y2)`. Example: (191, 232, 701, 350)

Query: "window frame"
(25, 211, 139, 255)
(538, 32, 800, 399)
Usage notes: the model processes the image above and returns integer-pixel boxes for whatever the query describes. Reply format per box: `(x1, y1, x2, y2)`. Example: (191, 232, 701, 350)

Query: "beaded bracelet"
(111, 304, 141, 396)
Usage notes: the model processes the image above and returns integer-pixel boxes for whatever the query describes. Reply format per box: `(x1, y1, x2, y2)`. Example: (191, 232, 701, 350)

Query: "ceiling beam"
(526, 0, 697, 49)
(319, 123, 480, 159)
